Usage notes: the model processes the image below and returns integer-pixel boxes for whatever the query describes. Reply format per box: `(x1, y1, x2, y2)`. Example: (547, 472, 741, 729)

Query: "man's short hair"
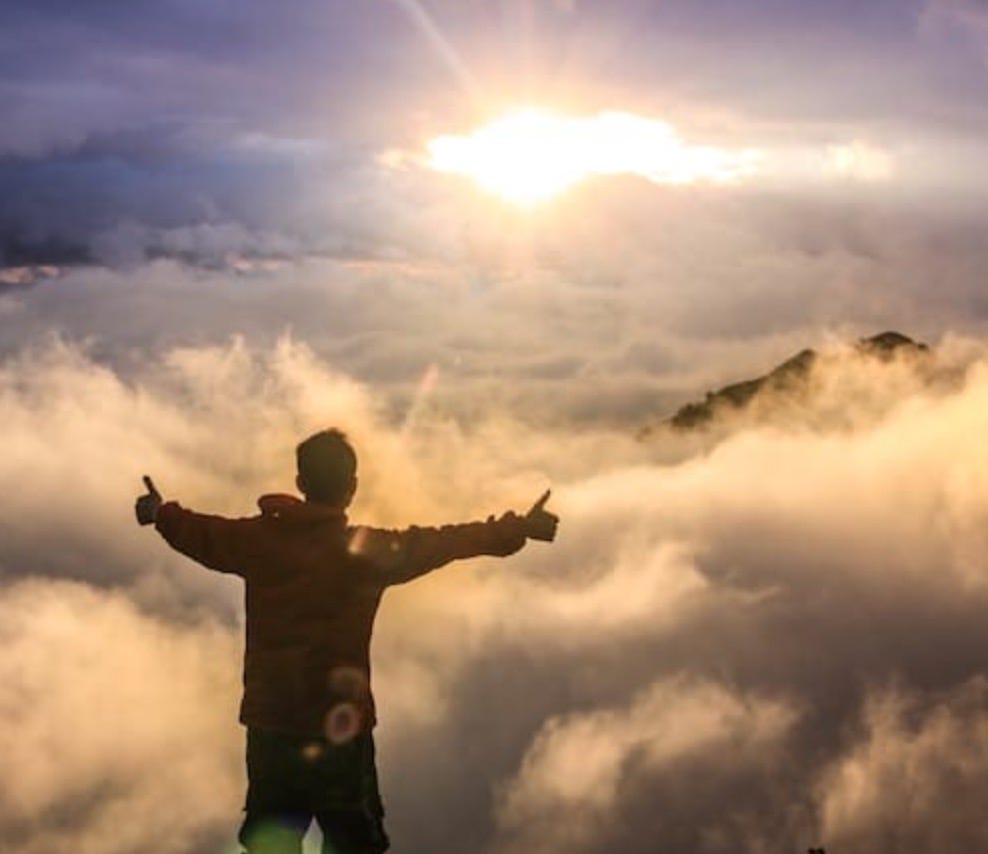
(296, 429, 357, 504)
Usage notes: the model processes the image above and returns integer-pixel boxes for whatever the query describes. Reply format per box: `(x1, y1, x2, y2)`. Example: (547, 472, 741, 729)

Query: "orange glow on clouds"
(427, 108, 761, 205)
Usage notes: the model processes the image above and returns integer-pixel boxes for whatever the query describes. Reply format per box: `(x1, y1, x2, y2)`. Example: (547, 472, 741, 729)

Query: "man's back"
(155, 491, 531, 738)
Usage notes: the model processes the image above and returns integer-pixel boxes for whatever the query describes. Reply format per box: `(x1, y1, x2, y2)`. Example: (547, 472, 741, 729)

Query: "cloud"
(823, 140, 895, 182)
(923, 0, 988, 43)
(0, 579, 241, 854)
(0, 1, 415, 159)
(496, 677, 796, 853)
(9, 173, 988, 423)
(818, 677, 988, 850)
(0, 264, 60, 291)
(4, 333, 988, 850)
(4, 0, 988, 281)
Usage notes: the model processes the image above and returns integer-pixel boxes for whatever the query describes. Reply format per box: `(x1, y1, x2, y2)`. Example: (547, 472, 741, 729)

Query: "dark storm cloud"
(0, 0, 463, 266)
(0, 128, 314, 267)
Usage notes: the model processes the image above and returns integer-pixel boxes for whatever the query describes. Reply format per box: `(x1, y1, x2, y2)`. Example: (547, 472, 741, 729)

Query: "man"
(135, 428, 558, 854)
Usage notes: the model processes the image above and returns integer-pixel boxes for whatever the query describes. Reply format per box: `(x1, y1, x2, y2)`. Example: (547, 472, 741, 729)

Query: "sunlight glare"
(427, 109, 760, 205)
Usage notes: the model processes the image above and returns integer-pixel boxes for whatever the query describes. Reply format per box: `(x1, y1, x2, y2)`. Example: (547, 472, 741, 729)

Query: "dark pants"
(238, 727, 390, 854)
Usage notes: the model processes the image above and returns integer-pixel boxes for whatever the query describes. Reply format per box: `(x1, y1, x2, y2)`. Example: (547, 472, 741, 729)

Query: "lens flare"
(400, 362, 440, 436)
(300, 741, 325, 762)
(324, 702, 362, 745)
(323, 666, 370, 744)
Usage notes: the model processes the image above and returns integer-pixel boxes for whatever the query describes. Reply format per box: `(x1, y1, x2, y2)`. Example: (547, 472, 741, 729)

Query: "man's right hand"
(135, 475, 162, 526)
(525, 490, 559, 542)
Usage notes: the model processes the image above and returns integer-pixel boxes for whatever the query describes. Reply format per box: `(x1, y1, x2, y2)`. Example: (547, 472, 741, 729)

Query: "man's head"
(296, 429, 357, 506)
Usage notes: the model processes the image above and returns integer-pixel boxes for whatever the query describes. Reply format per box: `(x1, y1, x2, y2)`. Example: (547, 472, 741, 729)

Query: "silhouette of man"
(135, 428, 558, 854)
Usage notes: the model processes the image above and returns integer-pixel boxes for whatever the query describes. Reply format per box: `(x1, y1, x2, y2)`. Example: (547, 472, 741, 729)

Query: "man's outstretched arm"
(355, 490, 559, 585)
(135, 475, 249, 575)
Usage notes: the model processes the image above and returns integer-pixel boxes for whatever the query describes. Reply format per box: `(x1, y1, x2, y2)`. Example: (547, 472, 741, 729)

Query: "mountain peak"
(657, 332, 929, 433)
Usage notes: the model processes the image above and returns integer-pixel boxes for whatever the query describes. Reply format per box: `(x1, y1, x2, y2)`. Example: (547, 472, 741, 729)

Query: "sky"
(4, 1, 988, 851)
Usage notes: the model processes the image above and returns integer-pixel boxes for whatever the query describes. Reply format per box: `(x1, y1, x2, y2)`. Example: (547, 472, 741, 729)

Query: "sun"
(426, 108, 760, 206)
(428, 109, 592, 205)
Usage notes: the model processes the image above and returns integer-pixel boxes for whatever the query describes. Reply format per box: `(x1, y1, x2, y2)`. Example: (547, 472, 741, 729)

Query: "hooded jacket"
(155, 494, 527, 737)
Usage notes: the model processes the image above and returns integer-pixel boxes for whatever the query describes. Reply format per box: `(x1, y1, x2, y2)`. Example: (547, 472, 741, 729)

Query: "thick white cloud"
(0, 580, 241, 854)
(496, 677, 796, 853)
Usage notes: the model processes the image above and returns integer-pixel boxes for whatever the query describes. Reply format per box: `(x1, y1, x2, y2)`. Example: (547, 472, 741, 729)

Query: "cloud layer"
(4, 333, 988, 851)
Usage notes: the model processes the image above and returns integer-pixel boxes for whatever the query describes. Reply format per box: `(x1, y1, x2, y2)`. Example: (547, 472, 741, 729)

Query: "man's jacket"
(155, 494, 527, 737)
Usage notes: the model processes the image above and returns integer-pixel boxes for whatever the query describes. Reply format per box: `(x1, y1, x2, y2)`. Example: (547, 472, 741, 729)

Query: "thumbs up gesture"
(135, 475, 162, 526)
(525, 489, 559, 542)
